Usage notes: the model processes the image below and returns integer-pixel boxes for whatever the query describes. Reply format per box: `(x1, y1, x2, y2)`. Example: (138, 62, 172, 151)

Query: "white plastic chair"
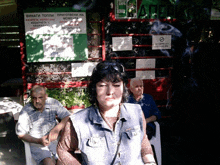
(149, 121, 162, 165)
(23, 141, 37, 165)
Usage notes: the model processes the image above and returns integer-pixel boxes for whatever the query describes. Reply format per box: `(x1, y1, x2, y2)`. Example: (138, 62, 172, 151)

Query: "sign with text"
(24, 8, 88, 62)
(152, 35, 171, 50)
(115, 0, 137, 19)
(136, 59, 155, 79)
(112, 36, 133, 51)
(71, 62, 98, 77)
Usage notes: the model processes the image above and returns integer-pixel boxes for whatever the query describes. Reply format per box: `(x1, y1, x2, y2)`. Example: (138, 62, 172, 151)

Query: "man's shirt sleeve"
(16, 110, 30, 136)
(148, 95, 161, 120)
(54, 100, 71, 119)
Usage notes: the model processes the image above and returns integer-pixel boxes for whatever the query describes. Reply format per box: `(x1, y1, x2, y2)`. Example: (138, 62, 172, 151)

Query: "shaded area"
(161, 42, 220, 164)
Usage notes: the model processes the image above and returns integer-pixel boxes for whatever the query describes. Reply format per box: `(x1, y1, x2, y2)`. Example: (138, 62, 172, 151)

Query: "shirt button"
(118, 152, 120, 157)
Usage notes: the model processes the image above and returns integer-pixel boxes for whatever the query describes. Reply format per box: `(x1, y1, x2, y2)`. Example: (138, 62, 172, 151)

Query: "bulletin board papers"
(152, 35, 171, 50)
(112, 36, 132, 51)
(136, 59, 155, 79)
(71, 62, 98, 77)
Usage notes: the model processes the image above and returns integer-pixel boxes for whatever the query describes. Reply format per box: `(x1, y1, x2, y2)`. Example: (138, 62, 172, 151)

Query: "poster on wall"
(24, 8, 88, 62)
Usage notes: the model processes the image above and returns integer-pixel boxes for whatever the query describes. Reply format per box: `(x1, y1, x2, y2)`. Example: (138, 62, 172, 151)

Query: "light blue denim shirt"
(70, 103, 145, 165)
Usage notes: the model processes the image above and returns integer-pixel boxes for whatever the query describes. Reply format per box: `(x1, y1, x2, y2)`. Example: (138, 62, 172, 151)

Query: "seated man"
(128, 78, 161, 139)
(16, 85, 70, 165)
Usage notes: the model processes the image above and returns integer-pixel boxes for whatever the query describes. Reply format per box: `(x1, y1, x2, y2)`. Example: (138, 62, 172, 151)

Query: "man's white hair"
(130, 77, 143, 87)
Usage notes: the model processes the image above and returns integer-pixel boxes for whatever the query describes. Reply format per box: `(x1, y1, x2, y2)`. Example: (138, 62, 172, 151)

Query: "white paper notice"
(112, 36, 132, 51)
(152, 35, 171, 50)
(136, 59, 155, 79)
(71, 62, 98, 77)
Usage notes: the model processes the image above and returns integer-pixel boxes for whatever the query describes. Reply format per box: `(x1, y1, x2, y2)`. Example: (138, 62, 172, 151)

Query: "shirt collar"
(88, 106, 103, 124)
(89, 104, 129, 125)
(132, 94, 144, 102)
(45, 99, 50, 109)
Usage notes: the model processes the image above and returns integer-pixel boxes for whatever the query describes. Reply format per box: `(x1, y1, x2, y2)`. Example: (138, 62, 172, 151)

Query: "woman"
(57, 61, 156, 165)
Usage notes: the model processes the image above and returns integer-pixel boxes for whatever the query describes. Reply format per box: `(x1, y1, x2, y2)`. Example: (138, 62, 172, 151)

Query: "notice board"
(24, 8, 88, 63)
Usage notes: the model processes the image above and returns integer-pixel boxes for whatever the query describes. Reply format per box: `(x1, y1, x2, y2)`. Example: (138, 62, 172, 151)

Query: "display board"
(24, 8, 88, 62)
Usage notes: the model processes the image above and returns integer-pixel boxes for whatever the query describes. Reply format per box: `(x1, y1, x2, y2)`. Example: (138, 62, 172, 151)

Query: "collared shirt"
(127, 93, 161, 129)
(16, 97, 70, 138)
(58, 103, 151, 165)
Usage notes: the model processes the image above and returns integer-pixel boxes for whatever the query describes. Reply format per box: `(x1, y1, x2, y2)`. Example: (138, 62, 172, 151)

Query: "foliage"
(47, 88, 91, 108)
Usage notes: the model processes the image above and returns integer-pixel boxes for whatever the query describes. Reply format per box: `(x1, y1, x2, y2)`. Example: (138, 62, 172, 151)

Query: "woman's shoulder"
(70, 106, 95, 119)
(123, 102, 141, 108)
(122, 103, 142, 113)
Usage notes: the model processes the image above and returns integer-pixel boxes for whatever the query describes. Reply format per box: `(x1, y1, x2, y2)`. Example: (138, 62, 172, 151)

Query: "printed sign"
(115, 0, 137, 19)
(136, 59, 155, 79)
(71, 62, 98, 77)
(152, 35, 171, 50)
(112, 36, 133, 51)
(24, 8, 88, 62)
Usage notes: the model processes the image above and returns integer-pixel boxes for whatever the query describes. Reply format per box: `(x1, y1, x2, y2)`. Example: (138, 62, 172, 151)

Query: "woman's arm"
(145, 115, 157, 125)
(57, 119, 82, 165)
(140, 112, 157, 164)
(48, 116, 70, 142)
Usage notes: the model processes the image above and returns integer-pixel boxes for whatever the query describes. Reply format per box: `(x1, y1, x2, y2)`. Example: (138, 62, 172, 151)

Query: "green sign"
(115, 0, 175, 19)
(24, 8, 88, 62)
(115, 0, 137, 19)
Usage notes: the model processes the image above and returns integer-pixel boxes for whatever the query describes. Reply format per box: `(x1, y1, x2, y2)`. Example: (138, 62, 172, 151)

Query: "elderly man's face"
(31, 90, 47, 112)
(130, 80, 144, 97)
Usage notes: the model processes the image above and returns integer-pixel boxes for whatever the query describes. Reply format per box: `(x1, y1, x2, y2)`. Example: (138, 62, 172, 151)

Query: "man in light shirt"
(16, 85, 70, 165)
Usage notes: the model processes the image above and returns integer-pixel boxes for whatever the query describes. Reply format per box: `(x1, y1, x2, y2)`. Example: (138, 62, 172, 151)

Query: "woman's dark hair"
(88, 60, 129, 106)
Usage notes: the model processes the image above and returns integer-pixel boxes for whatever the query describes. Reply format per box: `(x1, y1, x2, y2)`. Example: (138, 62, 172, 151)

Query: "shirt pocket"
(125, 125, 141, 139)
(87, 135, 105, 148)
(85, 135, 106, 163)
(46, 109, 56, 122)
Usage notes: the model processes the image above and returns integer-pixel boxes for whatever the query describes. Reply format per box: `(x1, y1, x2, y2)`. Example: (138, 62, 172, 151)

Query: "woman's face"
(96, 78, 123, 111)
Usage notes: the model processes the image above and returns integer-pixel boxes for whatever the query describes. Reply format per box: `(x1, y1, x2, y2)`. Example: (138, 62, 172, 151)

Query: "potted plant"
(47, 88, 91, 113)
